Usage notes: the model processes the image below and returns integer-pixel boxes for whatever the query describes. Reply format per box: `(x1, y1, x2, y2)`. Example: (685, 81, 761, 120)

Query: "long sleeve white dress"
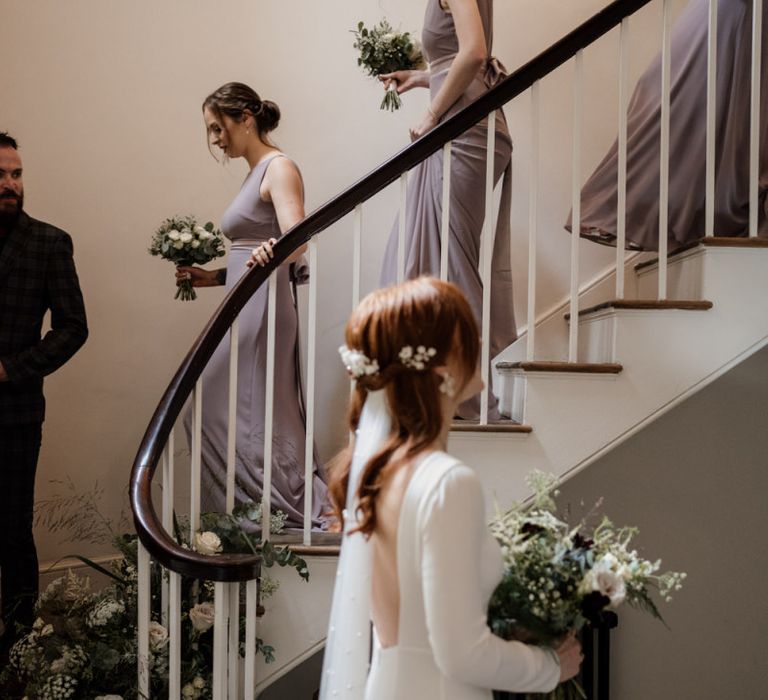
(365, 451, 560, 700)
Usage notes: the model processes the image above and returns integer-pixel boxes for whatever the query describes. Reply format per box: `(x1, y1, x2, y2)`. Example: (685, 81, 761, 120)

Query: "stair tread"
(635, 236, 768, 272)
(497, 361, 623, 374)
(566, 299, 713, 319)
(450, 421, 532, 433)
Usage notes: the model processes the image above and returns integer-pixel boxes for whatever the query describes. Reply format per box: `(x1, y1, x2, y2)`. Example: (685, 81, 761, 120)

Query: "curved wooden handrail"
(130, 0, 654, 580)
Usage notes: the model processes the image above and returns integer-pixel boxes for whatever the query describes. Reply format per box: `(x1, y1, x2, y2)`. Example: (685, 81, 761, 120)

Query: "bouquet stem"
(380, 83, 402, 111)
(175, 279, 197, 301)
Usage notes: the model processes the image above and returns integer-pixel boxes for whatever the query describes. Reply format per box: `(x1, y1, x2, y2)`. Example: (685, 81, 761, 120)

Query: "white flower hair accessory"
(339, 345, 380, 378)
(398, 345, 437, 370)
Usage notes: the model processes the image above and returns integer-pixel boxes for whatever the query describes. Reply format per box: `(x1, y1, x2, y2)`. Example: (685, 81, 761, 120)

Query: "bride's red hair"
(328, 277, 480, 537)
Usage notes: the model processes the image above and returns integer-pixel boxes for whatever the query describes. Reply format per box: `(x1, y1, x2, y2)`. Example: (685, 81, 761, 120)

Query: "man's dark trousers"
(0, 423, 42, 640)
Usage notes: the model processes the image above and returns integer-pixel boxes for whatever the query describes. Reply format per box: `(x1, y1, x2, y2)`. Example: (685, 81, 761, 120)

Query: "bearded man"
(0, 131, 88, 654)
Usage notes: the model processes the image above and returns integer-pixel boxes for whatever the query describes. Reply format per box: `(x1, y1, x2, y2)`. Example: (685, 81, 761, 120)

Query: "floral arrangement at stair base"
(0, 486, 308, 700)
(487, 471, 686, 700)
(352, 19, 425, 111)
(148, 214, 226, 300)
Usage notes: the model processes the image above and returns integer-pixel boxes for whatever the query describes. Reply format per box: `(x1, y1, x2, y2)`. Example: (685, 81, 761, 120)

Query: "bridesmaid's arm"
(255, 157, 308, 267)
(420, 465, 562, 693)
(410, 0, 487, 140)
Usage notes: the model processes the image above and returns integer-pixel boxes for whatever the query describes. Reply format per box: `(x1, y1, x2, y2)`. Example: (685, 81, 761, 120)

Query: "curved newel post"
(658, 0, 672, 300)
(480, 111, 497, 425)
(749, 0, 763, 237)
(569, 50, 584, 362)
(527, 82, 540, 362)
(616, 17, 630, 298)
(705, 0, 718, 238)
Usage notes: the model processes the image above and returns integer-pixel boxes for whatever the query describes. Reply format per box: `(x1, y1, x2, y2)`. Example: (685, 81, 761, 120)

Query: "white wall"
(0, 0, 686, 565)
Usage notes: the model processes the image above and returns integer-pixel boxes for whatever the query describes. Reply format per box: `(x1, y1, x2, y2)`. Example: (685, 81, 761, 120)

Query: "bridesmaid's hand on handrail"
(175, 265, 223, 288)
(247, 238, 277, 268)
(379, 69, 430, 95)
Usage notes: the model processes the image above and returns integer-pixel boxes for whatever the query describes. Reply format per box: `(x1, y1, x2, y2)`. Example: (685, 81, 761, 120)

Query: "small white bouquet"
(149, 215, 226, 300)
(352, 19, 425, 111)
(488, 471, 686, 700)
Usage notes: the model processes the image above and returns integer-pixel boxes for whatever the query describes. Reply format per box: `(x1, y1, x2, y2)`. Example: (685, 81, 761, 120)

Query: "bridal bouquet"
(149, 215, 226, 300)
(487, 471, 686, 700)
(352, 19, 425, 111)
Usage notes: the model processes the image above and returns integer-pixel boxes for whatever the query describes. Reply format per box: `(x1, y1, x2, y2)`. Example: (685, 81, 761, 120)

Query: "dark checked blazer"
(0, 211, 88, 426)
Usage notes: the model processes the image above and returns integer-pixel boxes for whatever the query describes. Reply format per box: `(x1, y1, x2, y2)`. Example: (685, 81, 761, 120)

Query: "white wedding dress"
(364, 451, 560, 700)
(320, 391, 560, 700)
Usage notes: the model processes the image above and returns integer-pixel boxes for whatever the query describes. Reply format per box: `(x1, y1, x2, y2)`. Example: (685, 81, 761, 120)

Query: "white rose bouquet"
(149, 215, 226, 301)
(487, 471, 686, 700)
(352, 19, 425, 111)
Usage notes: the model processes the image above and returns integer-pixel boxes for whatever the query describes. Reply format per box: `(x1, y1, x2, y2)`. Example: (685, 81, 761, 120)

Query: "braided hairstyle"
(202, 82, 280, 149)
(329, 277, 480, 536)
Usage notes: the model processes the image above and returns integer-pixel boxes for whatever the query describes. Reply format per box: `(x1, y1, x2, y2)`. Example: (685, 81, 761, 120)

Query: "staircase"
(128, 0, 765, 697)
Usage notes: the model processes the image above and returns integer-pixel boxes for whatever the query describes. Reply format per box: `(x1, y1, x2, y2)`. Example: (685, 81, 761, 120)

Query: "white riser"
(635, 247, 706, 300)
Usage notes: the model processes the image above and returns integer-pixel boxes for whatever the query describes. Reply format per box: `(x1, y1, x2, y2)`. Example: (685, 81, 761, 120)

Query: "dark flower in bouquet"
(487, 472, 686, 700)
(352, 19, 426, 111)
(149, 214, 226, 300)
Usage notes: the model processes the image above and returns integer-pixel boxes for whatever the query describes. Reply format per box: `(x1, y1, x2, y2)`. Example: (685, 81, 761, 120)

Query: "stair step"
(566, 299, 713, 320)
(450, 421, 532, 434)
(634, 236, 768, 272)
(272, 530, 342, 557)
(497, 361, 623, 374)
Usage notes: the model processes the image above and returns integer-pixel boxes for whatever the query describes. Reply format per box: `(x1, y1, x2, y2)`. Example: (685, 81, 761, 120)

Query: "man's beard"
(0, 190, 23, 228)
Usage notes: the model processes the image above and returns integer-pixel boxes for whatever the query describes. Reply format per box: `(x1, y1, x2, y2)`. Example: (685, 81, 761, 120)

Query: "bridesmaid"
(177, 82, 328, 529)
(568, 0, 767, 250)
(378, 0, 514, 422)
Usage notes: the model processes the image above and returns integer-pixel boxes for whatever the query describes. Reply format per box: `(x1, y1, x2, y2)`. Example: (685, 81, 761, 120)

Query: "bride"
(321, 277, 582, 699)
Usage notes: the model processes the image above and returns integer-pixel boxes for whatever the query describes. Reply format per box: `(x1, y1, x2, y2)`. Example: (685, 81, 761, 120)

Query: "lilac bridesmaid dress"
(188, 154, 328, 529)
(380, 0, 515, 421)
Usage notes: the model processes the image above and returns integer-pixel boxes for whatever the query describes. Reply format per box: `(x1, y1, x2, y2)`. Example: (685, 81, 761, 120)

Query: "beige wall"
(0, 0, 687, 565)
(555, 345, 768, 699)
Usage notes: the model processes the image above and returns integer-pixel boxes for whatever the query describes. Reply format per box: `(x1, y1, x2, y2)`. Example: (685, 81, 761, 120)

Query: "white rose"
(173, 240, 184, 249)
(190, 240, 200, 249)
(182, 684, 196, 699)
(583, 564, 626, 608)
(193, 676, 206, 690)
(189, 602, 216, 633)
(148, 621, 169, 650)
(180, 232, 193, 244)
(167, 230, 181, 241)
(193, 531, 222, 556)
(194, 225, 206, 236)
(197, 230, 213, 240)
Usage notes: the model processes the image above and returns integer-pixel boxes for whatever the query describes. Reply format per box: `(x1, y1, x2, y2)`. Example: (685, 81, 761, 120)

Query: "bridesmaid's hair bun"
(257, 100, 280, 133)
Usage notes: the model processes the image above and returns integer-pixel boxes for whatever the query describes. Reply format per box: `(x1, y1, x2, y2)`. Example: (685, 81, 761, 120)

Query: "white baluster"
(705, 0, 718, 238)
(527, 83, 540, 362)
(569, 50, 584, 362)
(137, 542, 150, 699)
(191, 378, 203, 537)
(228, 582, 240, 700)
(440, 141, 452, 281)
(161, 433, 174, 626)
(658, 0, 672, 299)
(352, 205, 362, 307)
(262, 273, 277, 536)
(226, 319, 239, 514)
(304, 240, 318, 546)
(244, 579, 259, 700)
(213, 581, 230, 700)
(749, 0, 762, 237)
(398, 172, 407, 283)
(169, 571, 182, 700)
(480, 110, 496, 426)
(616, 18, 630, 298)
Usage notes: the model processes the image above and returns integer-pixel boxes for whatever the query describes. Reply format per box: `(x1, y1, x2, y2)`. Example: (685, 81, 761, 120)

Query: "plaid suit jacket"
(0, 211, 88, 425)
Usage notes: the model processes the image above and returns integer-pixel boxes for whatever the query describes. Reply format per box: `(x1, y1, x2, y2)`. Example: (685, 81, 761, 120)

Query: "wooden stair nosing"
(450, 422, 532, 434)
(497, 361, 623, 374)
(565, 299, 713, 320)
